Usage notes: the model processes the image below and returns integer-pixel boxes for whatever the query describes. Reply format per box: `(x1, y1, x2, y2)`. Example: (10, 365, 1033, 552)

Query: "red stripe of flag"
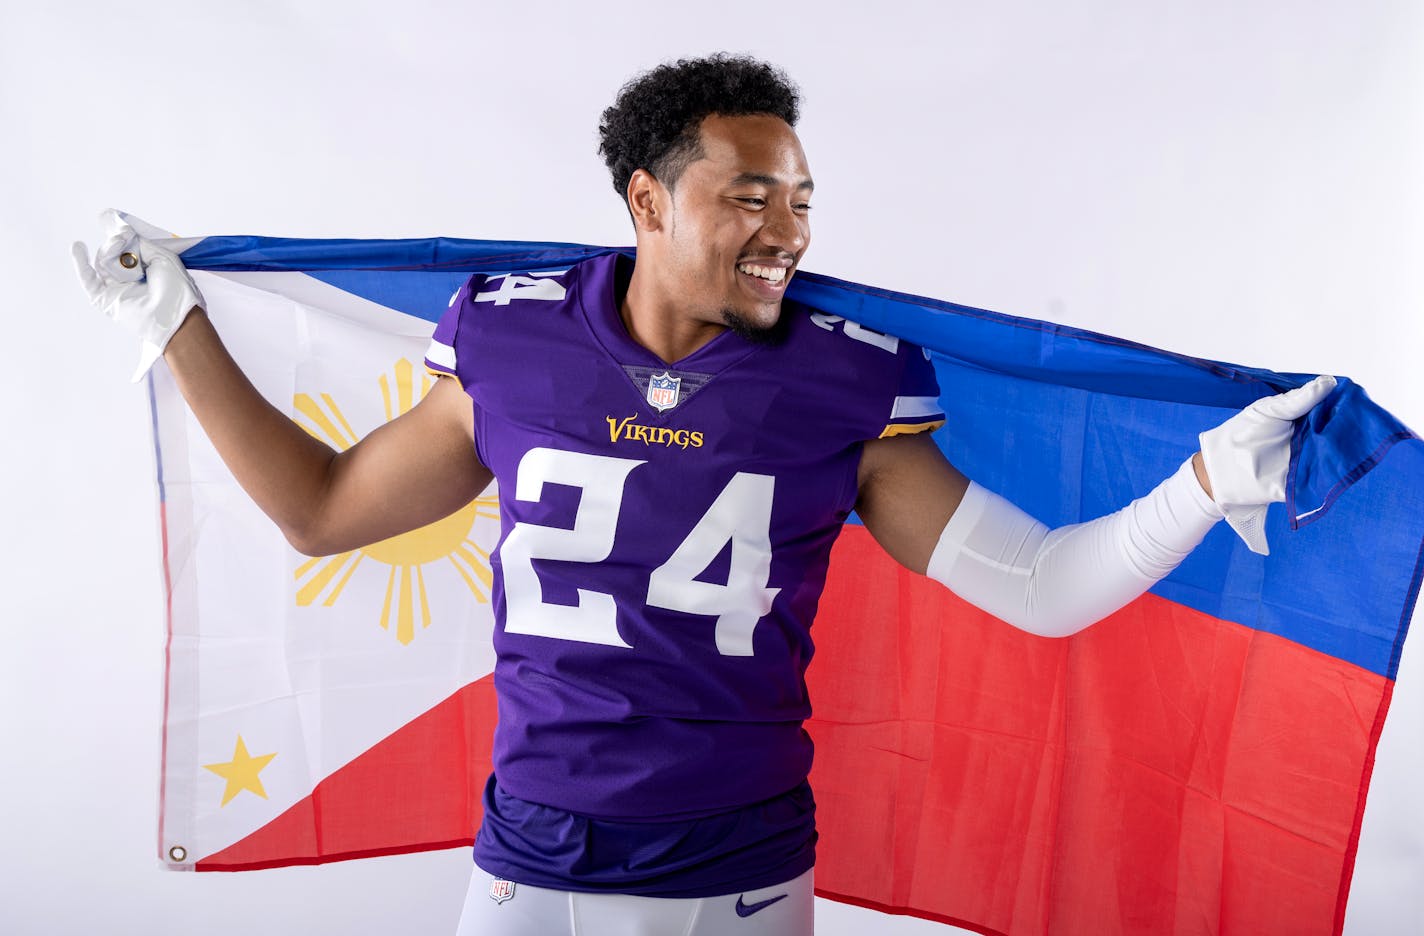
(196, 676, 497, 871)
(807, 525, 1389, 935)
(194, 526, 1388, 936)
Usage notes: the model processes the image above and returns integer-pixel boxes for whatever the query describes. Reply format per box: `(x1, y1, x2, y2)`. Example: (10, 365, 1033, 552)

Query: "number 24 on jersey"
(500, 448, 779, 656)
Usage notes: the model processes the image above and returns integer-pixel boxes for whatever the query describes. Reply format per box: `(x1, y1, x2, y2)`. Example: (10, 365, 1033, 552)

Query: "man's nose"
(759, 202, 808, 255)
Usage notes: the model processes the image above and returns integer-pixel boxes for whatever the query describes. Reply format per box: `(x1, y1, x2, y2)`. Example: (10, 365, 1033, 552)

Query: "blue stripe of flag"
(179, 236, 1422, 679)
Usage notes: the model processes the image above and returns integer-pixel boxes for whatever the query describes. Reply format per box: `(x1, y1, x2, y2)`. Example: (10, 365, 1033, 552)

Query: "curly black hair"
(598, 54, 800, 206)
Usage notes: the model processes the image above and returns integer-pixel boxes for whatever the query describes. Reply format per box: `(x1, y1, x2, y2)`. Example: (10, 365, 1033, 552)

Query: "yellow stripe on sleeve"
(879, 419, 946, 439)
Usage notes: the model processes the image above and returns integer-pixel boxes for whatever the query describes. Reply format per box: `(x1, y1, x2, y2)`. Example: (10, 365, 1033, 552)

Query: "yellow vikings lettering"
(606, 415, 705, 449)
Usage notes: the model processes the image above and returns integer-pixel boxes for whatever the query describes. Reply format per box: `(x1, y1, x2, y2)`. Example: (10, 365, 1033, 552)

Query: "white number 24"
(499, 448, 780, 656)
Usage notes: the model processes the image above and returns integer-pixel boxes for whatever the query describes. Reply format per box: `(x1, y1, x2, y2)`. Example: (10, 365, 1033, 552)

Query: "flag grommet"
(120, 252, 139, 269)
(168, 846, 187, 863)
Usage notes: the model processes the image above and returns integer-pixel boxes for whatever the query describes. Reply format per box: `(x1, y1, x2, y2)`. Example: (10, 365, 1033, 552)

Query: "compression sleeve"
(926, 458, 1224, 637)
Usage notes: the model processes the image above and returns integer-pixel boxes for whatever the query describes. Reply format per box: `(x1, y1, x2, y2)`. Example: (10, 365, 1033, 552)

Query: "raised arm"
(74, 217, 491, 557)
(855, 373, 1334, 636)
(855, 432, 1220, 636)
(162, 313, 489, 555)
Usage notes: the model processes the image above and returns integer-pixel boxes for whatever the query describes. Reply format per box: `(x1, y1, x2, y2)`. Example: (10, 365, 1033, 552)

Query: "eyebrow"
(730, 172, 815, 192)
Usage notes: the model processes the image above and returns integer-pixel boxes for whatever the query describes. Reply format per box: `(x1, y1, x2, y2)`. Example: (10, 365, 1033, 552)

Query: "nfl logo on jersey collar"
(647, 372, 681, 412)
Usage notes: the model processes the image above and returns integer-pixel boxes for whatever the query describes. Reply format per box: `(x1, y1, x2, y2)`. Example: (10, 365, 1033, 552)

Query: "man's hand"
(72, 209, 204, 381)
(1197, 374, 1337, 555)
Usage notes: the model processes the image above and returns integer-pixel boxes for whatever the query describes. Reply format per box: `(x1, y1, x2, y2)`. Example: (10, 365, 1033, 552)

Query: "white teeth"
(737, 263, 787, 284)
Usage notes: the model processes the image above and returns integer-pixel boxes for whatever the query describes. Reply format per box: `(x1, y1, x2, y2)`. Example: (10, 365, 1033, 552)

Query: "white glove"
(72, 209, 204, 382)
(1198, 374, 1337, 555)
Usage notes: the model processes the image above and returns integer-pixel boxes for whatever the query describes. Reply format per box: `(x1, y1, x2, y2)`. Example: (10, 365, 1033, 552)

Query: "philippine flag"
(149, 232, 1421, 936)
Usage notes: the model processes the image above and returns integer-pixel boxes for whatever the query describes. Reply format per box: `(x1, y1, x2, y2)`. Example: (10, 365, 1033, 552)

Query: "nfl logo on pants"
(489, 878, 516, 904)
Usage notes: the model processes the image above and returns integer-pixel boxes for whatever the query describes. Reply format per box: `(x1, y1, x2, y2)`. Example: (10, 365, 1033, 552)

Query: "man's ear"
(626, 168, 666, 233)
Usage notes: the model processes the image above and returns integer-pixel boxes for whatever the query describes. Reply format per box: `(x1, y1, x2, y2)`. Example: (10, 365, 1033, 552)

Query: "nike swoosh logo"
(735, 893, 789, 918)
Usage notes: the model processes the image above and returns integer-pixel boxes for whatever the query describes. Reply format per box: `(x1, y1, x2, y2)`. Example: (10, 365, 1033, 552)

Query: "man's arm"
(854, 372, 1333, 636)
(854, 435, 1217, 576)
(74, 220, 492, 558)
(854, 431, 1219, 636)
(162, 311, 491, 557)
(854, 432, 969, 575)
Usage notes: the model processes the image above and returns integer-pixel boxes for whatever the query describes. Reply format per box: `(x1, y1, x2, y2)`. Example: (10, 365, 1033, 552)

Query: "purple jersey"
(426, 253, 942, 824)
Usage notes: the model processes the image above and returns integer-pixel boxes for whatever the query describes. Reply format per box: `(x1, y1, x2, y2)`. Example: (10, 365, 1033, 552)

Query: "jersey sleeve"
(880, 344, 945, 438)
(423, 277, 475, 378)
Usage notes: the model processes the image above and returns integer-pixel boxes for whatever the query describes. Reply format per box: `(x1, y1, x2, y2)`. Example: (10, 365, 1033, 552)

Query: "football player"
(75, 54, 1333, 936)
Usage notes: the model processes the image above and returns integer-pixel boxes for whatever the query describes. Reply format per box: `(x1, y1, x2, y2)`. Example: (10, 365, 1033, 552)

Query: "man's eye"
(736, 197, 766, 208)
(795, 204, 813, 213)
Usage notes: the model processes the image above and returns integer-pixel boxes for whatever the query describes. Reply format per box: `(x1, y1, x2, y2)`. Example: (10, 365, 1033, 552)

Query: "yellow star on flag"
(204, 735, 277, 807)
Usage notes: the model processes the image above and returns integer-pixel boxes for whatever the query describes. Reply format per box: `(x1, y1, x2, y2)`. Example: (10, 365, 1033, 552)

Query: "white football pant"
(456, 864, 814, 935)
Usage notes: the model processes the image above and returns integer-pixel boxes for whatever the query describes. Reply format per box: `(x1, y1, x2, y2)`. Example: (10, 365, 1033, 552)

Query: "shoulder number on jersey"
(475, 271, 569, 306)
(500, 448, 779, 656)
(808, 312, 900, 353)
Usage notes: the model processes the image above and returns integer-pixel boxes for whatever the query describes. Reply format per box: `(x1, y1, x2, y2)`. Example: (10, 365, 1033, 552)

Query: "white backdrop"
(3, 1, 1420, 933)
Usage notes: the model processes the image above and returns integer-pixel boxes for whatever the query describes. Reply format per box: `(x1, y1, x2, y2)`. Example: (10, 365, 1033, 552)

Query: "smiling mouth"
(736, 261, 789, 286)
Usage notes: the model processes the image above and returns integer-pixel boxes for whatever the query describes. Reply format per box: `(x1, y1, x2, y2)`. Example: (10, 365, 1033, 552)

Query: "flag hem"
(194, 838, 475, 873)
(813, 888, 1009, 936)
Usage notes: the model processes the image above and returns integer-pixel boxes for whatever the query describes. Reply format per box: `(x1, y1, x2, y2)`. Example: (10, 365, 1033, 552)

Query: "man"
(74, 55, 1332, 936)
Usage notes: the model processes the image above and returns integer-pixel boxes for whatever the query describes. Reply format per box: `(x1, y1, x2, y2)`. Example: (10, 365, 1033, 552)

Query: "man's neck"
(617, 263, 726, 365)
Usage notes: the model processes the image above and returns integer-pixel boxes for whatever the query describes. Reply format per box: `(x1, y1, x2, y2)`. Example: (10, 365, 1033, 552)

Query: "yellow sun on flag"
(291, 359, 499, 645)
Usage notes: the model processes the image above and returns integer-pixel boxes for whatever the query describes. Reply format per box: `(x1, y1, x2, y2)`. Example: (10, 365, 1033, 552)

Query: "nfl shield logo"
(647, 372, 681, 412)
(489, 878, 516, 904)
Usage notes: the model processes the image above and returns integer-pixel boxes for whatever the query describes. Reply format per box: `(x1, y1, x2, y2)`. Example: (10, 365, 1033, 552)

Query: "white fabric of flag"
(155, 268, 500, 868)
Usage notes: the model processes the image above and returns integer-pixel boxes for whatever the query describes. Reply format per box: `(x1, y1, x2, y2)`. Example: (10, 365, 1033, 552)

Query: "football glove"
(72, 209, 204, 381)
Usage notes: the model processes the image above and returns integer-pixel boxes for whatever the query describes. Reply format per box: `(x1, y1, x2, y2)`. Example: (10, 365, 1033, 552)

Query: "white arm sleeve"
(926, 458, 1224, 637)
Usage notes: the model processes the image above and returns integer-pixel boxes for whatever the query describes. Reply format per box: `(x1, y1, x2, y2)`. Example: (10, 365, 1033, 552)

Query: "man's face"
(656, 113, 814, 338)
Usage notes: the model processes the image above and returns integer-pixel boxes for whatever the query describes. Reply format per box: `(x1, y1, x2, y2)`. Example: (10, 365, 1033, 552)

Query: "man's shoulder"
(770, 301, 942, 439)
(779, 301, 916, 370)
(457, 265, 584, 314)
(447, 255, 609, 344)
(426, 257, 606, 382)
